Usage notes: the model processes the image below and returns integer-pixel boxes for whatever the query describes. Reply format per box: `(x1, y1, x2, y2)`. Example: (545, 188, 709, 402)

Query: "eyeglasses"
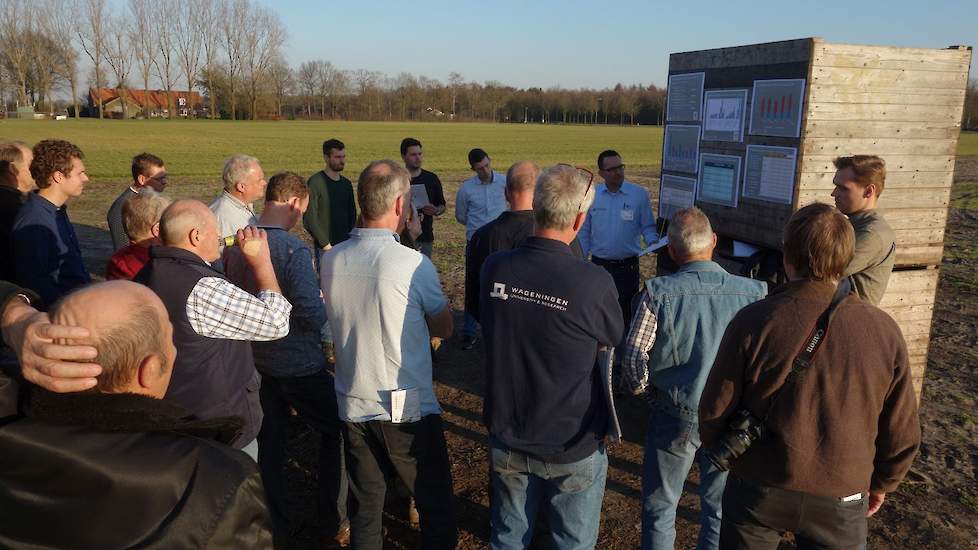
(558, 163, 595, 211)
(601, 163, 625, 172)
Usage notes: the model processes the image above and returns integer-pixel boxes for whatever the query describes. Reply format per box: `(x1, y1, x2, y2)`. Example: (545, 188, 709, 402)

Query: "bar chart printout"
(749, 79, 806, 138)
(697, 154, 741, 208)
(744, 145, 798, 205)
(667, 72, 705, 122)
(703, 89, 748, 142)
(663, 125, 701, 174)
(659, 174, 697, 220)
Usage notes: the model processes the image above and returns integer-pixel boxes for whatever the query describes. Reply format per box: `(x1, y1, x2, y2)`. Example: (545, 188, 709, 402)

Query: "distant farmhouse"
(87, 88, 205, 118)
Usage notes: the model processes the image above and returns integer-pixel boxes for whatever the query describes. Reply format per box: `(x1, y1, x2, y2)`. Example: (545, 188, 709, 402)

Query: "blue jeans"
(463, 312, 479, 337)
(490, 443, 607, 550)
(641, 408, 727, 550)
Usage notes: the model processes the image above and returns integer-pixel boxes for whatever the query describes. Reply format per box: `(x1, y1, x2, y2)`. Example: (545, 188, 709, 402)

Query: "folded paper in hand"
(640, 235, 669, 257)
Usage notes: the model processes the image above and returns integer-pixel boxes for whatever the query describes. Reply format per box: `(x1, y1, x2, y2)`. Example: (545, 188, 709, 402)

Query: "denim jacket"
(646, 261, 766, 421)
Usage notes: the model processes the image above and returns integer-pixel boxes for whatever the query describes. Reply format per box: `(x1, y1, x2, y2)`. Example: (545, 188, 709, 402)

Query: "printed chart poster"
(743, 145, 798, 205)
(667, 72, 705, 122)
(703, 89, 748, 142)
(749, 79, 805, 138)
(663, 124, 701, 174)
(659, 174, 697, 221)
(697, 154, 742, 208)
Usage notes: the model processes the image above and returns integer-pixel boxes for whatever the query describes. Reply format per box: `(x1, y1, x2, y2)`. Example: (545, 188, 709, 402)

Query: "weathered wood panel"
(798, 171, 953, 190)
(804, 120, 960, 139)
(808, 85, 965, 105)
(797, 188, 951, 209)
(810, 66, 969, 90)
(807, 102, 962, 123)
(878, 267, 939, 400)
(813, 43, 972, 73)
(800, 155, 955, 173)
(670, 38, 813, 71)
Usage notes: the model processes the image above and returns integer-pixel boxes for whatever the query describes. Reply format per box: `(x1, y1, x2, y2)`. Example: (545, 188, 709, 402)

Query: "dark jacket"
(480, 236, 623, 463)
(0, 389, 272, 549)
(135, 246, 262, 448)
(699, 280, 920, 498)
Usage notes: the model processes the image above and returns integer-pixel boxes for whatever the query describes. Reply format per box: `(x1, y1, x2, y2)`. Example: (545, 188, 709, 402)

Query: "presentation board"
(702, 89, 748, 142)
(663, 124, 701, 174)
(666, 72, 705, 122)
(748, 79, 805, 138)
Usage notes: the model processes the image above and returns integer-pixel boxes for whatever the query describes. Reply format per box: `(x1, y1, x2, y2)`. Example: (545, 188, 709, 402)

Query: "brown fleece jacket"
(699, 279, 920, 498)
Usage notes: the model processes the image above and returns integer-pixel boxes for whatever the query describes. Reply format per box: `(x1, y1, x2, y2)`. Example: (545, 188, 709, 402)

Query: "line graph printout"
(659, 174, 697, 221)
(702, 89, 748, 142)
(748, 79, 805, 138)
(697, 154, 741, 208)
(744, 145, 798, 205)
(662, 124, 701, 174)
(667, 72, 705, 122)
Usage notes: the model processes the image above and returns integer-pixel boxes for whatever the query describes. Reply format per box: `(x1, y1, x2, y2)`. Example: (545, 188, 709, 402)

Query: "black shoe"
(461, 335, 478, 350)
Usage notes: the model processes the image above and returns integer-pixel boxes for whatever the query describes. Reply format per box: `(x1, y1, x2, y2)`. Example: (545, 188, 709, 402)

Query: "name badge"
(621, 209, 634, 221)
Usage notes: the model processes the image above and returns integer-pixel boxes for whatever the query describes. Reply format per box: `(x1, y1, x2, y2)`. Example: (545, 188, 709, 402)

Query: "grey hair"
(533, 165, 594, 231)
(357, 159, 411, 220)
(222, 154, 260, 190)
(122, 187, 172, 240)
(667, 207, 714, 257)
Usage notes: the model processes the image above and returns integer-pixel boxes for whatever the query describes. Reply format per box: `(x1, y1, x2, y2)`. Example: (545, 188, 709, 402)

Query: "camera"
(703, 409, 765, 471)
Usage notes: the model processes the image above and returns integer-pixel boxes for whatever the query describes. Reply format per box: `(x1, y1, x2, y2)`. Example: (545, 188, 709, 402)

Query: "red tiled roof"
(89, 88, 203, 109)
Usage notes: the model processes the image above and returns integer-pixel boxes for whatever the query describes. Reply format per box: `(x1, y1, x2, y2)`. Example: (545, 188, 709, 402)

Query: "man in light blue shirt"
(455, 148, 507, 349)
(320, 159, 456, 549)
(579, 149, 658, 345)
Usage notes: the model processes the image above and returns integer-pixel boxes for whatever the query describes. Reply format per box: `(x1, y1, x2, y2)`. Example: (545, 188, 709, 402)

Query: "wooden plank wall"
(878, 268, 940, 400)
(796, 40, 972, 267)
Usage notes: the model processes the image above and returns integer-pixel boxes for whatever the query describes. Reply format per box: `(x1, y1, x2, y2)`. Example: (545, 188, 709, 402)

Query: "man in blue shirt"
(225, 172, 350, 548)
(621, 208, 767, 550)
(579, 150, 658, 344)
(455, 148, 506, 349)
(11, 140, 91, 307)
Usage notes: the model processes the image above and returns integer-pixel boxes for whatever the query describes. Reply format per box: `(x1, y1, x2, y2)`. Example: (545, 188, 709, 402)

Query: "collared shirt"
(579, 181, 658, 260)
(251, 226, 327, 377)
(209, 191, 258, 239)
(187, 276, 291, 340)
(621, 290, 659, 401)
(320, 227, 448, 423)
(11, 193, 91, 307)
(107, 186, 139, 251)
(455, 171, 507, 241)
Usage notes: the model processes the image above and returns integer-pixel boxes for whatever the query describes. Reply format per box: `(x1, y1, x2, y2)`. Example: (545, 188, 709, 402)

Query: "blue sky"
(258, 0, 977, 89)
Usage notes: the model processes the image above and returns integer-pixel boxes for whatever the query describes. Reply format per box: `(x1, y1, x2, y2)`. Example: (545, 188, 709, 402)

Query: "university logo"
(489, 282, 509, 300)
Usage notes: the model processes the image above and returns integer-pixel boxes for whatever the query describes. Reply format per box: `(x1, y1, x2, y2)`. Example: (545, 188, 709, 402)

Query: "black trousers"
(720, 476, 868, 550)
(592, 256, 641, 344)
(257, 370, 348, 542)
(344, 415, 457, 550)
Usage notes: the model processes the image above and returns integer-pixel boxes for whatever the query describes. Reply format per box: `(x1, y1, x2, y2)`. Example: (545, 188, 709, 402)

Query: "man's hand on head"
(1, 299, 101, 393)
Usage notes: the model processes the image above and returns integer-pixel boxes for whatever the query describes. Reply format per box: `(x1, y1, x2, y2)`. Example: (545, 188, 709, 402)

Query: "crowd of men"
(0, 135, 919, 550)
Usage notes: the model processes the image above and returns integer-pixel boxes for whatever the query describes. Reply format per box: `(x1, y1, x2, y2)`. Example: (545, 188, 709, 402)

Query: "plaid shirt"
(187, 276, 291, 340)
(621, 289, 658, 401)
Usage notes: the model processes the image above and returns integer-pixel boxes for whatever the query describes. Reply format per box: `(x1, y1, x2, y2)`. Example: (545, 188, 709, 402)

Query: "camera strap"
(762, 278, 852, 422)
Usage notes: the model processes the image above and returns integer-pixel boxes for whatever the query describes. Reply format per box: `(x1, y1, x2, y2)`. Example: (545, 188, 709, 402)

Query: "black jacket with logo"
(480, 236, 622, 463)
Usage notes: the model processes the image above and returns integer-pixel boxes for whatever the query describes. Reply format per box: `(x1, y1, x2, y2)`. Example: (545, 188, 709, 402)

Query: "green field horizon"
(2, 119, 976, 182)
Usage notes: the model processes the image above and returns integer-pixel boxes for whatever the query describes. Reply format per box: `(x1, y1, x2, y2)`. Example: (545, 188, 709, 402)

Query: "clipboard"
(411, 184, 431, 208)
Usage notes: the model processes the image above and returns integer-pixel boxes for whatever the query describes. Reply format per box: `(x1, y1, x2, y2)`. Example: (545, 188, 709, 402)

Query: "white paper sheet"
(390, 388, 421, 423)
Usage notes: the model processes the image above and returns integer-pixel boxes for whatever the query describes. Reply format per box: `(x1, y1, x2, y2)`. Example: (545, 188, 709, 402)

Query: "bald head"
(357, 159, 410, 221)
(50, 281, 175, 396)
(506, 161, 538, 211)
(159, 199, 221, 262)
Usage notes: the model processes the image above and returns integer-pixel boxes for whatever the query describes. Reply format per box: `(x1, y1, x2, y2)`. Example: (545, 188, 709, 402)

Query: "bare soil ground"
(70, 164, 978, 549)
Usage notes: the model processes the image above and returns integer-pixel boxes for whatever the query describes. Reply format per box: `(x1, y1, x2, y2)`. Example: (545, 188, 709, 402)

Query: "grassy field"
(2, 119, 976, 182)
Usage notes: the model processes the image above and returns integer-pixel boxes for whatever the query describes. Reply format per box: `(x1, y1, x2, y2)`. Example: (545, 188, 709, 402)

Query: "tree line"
(0, 0, 666, 124)
(2, 0, 972, 127)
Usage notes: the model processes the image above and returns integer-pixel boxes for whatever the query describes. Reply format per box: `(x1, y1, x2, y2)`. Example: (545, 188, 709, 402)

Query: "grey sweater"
(844, 209, 896, 306)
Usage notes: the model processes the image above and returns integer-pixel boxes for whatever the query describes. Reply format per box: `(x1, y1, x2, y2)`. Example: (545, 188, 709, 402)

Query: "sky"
(257, 0, 978, 89)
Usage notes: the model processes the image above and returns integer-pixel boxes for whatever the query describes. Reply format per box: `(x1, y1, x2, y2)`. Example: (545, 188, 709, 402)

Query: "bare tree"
(40, 0, 82, 117)
(104, 15, 134, 118)
(77, 0, 109, 118)
(220, 0, 248, 120)
(199, 0, 223, 118)
(0, 0, 35, 108)
(174, 0, 205, 117)
(241, 3, 285, 120)
(296, 61, 318, 117)
(266, 56, 293, 118)
(128, 0, 156, 117)
(152, 0, 181, 118)
(315, 60, 340, 119)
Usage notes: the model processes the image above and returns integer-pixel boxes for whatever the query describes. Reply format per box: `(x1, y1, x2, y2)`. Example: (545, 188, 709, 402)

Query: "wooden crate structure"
(659, 38, 972, 398)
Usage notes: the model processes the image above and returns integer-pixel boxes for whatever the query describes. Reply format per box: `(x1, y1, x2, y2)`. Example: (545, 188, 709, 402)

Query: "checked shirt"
(187, 277, 291, 340)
